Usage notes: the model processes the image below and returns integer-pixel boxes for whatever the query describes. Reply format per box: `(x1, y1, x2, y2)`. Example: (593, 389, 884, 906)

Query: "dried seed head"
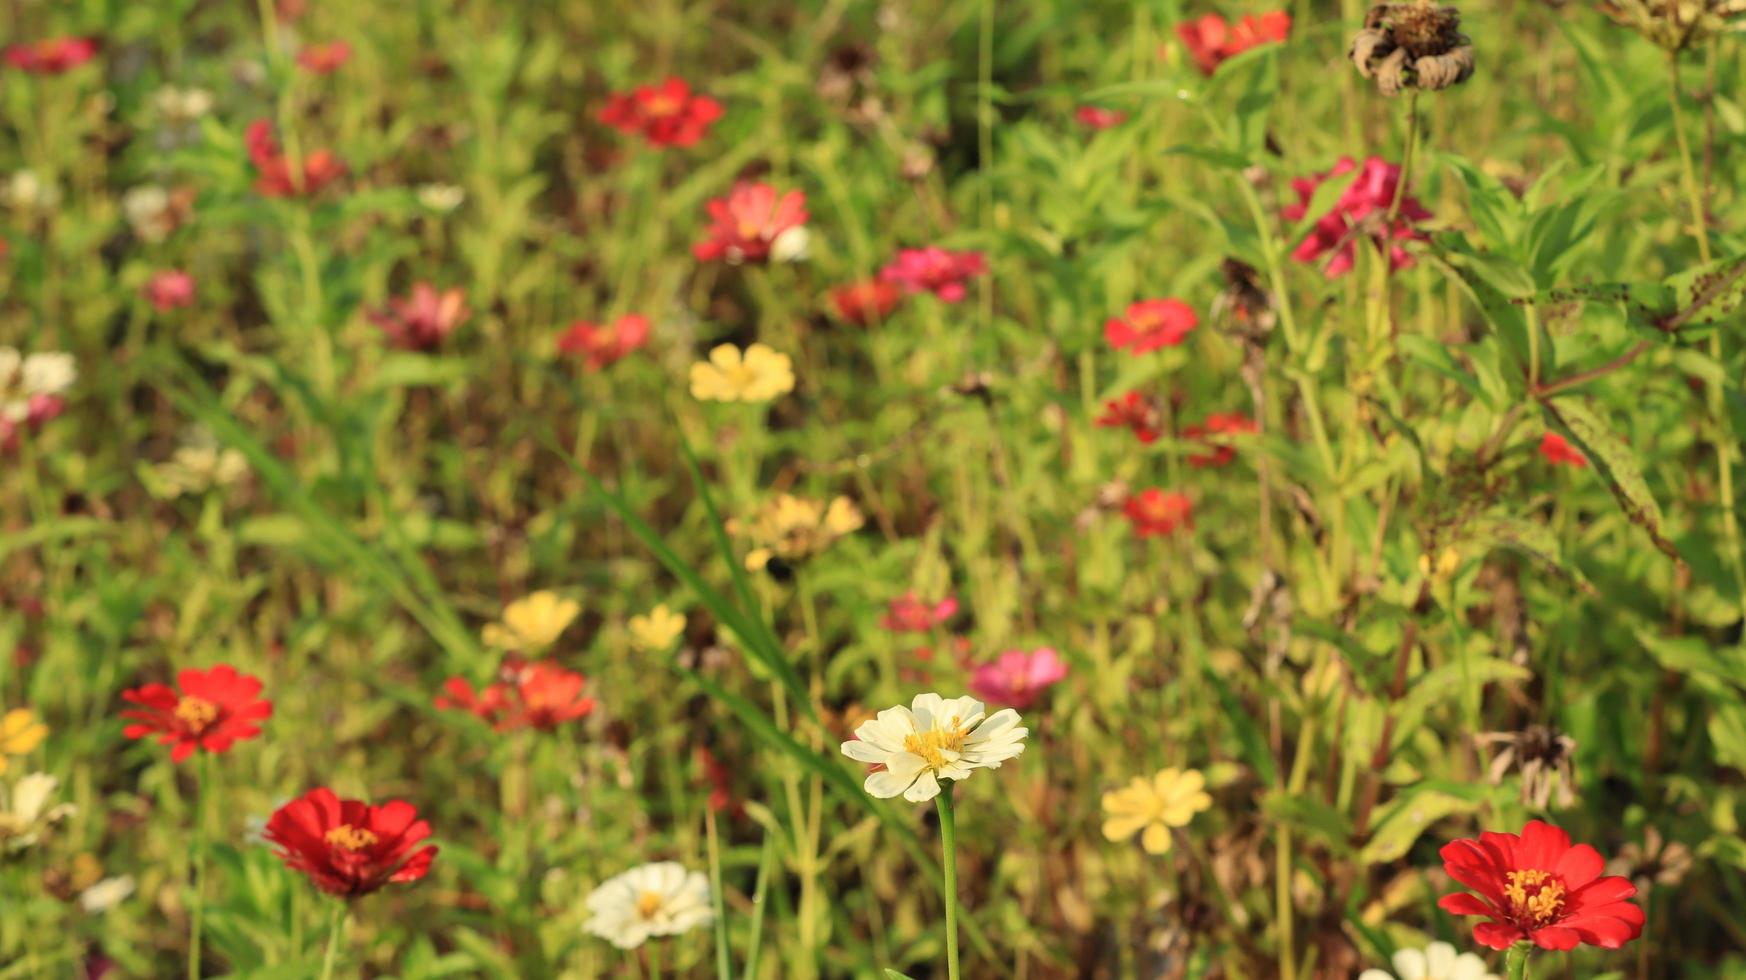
(1349, 2, 1475, 95)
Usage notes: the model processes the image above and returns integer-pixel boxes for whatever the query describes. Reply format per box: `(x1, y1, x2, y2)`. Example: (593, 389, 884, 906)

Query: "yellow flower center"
(636, 891, 666, 920)
(324, 824, 379, 852)
(174, 696, 219, 732)
(1504, 869, 1566, 925)
(903, 717, 969, 770)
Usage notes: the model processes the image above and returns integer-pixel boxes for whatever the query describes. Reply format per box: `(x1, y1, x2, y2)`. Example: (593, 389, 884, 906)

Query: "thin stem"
(1505, 942, 1532, 980)
(188, 752, 210, 980)
(1384, 91, 1420, 227)
(705, 808, 733, 980)
(935, 787, 962, 980)
(1666, 55, 1711, 264)
(318, 902, 347, 980)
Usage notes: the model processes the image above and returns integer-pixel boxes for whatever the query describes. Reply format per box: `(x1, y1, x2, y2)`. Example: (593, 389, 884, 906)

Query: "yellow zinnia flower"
(1101, 767, 1213, 855)
(482, 591, 580, 652)
(0, 709, 48, 775)
(628, 604, 687, 653)
(729, 494, 864, 571)
(688, 343, 795, 403)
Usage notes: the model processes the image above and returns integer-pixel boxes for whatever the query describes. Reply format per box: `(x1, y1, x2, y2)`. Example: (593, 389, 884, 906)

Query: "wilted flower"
(1605, 826, 1693, 895)
(244, 119, 346, 198)
(1284, 156, 1430, 278)
(1075, 105, 1128, 129)
(152, 86, 214, 123)
(295, 41, 352, 74)
(78, 876, 136, 914)
(149, 440, 250, 498)
(968, 648, 1068, 710)
(1102, 767, 1212, 854)
(1350, 4, 1474, 96)
(879, 247, 988, 303)
(436, 660, 596, 732)
(840, 693, 1027, 802)
(1123, 488, 1194, 537)
(1184, 412, 1258, 467)
(4, 37, 100, 74)
(1477, 724, 1578, 810)
(0, 773, 75, 853)
(584, 862, 713, 949)
(881, 593, 958, 633)
(599, 78, 724, 149)
(829, 279, 903, 325)
(1438, 819, 1644, 950)
(416, 183, 465, 212)
(1105, 299, 1198, 353)
(1094, 391, 1162, 444)
(120, 664, 273, 764)
(692, 183, 808, 265)
(1357, 942, 1498, 980)
(143, 269, 195, 312)
(368, 283, 470, 352)
(557, 315, 651, 371)
(688, 343, 795, 403)
(263, 787, 438, 897)
(0, 708, 48, 774)
(1539, 433, 1587, 468)
(482, 591, 580, 652)
(695, 746, 741, 816)
(123, 184, 193, 242)
(1175, 12, 1291, 75)
(1598, 0, 1745, 51)
(730, 494, 864, 572)
(629, 604, 687, 653)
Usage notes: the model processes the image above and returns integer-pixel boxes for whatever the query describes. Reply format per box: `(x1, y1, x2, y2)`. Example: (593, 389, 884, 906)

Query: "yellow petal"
(1141, 823, 1174, 855)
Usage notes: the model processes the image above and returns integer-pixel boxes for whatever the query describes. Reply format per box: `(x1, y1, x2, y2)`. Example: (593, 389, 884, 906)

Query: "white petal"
(1393, 947, 1428, 980)
(864, 769, 914, 798)
(903, 770, 941, 802)
(841, 739, 890, 764)
(1357, 971, 1396, 980)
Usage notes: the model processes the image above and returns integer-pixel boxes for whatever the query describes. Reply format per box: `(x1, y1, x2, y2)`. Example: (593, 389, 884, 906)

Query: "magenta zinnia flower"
(969, 648, 1068, 710)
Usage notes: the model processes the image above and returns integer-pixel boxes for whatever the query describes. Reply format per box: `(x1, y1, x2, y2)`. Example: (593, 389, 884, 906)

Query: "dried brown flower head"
(1598, 0, 1745, 51)
(1350, 2, 1476, 96)
(1477, 724, 1577, 809)
(1606, 826, 1694, 893)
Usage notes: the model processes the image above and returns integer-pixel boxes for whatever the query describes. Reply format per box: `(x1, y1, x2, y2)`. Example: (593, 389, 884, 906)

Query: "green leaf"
(1360, 789, 1482, 865)
(1458, 515, 1596, 596)
(1205, 667, 1278, 786)
(1543, 398, 1680, 561)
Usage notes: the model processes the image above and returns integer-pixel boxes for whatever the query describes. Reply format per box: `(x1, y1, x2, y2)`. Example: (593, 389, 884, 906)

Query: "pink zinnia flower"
(1075, 106, 1128, 130)
(1284, 156, 1430, 278)
(881, 593, 958, 633)
(368, 283, 470, 352)
(557, 314, 651, 371)
(693, 182, 808, 265)
(5, 37, 99, 74)
(1184, 412, 1258, 467)
(1095, 391, 1161, 444)
(879, 247, 987, 303)
(599, 78, 724, 149)
(143, 270, 195, 313)
(1174, 12, 1291, 76)
(830, 279, 904, 326)
(1539, 433, 1587, 468)
(296, 41, 352, 74)
(969, 647, 1068, 710)
(1105, 299, 1198, 354)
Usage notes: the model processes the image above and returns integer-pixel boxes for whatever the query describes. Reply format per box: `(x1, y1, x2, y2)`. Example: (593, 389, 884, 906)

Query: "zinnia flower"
(368, 283, 470, 352)
(78, 876, 136, 914)
(0, 772, 74, 853)
(482, 591, 580, 652)
(1184, 412, 1258, 467)
(840, 693, 1027, 802)
(968, 648, 1068, 710)
(1101, 767, 1212, 854)
(628, 604, 687, 653)
(0, 348, 75, 426)
(120, 664, 273, 763)
(143, 270, 195, 312)
(0, 708, 48, 774)
(1094, 391, 1162, 444)
(599, 78, 724, 149)
(1284, 155, 1430, 278)
(584, 861, 713, 949)
(295, 41, 352, 74)
(1075, 106, 1128, 130)
(1438, 819, 1645, 951)
(880, 593, 958, 633)
(692, 182, 808, 265)
(1358, 942, 1498, 980)
(244, 120, 346, 198)
(1123, 488, 1193, 537)
(879, 247, 988, 303)
(263, 787, 438, 897)
(1539, 433, 1586, 468)
(829, 279, 904, 325)
(730, 494, 864, 572)
(1104, 299, 1198, 353)
(4, 37, 99, 74)
(557, 315, 651, 371)
(1175, 12, 1291, 75)
(435, 660, 596, 732)
(688, 343, 796, 403)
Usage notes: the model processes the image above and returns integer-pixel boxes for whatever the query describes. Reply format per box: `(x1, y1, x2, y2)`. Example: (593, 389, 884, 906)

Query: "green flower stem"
(935, 787, 962, 980)
(188, 752, 210, 980)
(1505, 942, 1531, 980)
(317, 902, 347, 980)
(705, 807, 733, 980)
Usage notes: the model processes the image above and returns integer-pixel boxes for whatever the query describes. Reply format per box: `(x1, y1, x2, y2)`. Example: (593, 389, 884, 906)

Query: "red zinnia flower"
(368, 283, 470, 352)
(143, 270, 196, 313)
(5, 37, 100, 74)
(436, 660, 596, 732)
(244, 120, 346, 198)
(1123, 488, 1193, 537)
(829, 279, 904, 326)
(557, 314, 651, 371)
(881, 592, 959, 633)
(1105, 299, 1198, 354)
(1095, 391, 1162, 444)
(1284, 156, 1430, 278)
(296, 41, 353, 74)
(879, 247, 987, 304)
(1539, 433, 1587, 468)
(120, 664, 273, 763)
(1075, 106, 1128, 130)
(599, 78, 724, 149)
(263, 787, 437, 897)
(1175, 12, 1290, 76)
(695, 746, 743, 817)
(1184, 411, 1258, 466)
(693, 182, 809, 265)
(1439, 819, 1645, 951)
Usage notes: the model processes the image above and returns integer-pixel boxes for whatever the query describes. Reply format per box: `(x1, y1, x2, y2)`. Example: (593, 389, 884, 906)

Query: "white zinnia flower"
(1358, 942, 1499, 980)
(0, 772, 76, 853)
(78, 875, 136, 913)
(416, 183, 465, 213)
(770, 225, 811, 264)
(583, 861, 712, 950)
(0, 349, 76, 422)
(840, 693, 1027, 802)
